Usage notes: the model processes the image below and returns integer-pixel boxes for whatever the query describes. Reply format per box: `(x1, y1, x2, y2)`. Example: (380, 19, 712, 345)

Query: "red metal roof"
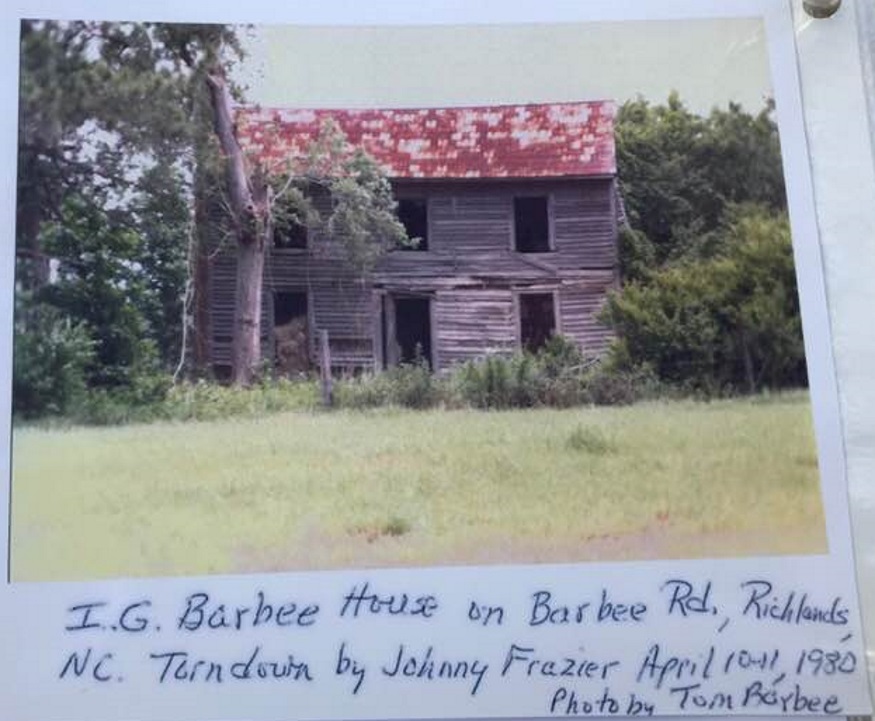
(235, 101, 616, 180)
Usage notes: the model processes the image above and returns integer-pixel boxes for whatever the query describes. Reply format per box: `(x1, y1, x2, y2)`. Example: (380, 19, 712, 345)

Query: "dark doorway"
(273, 291, 310, 374)
(519, 293, 556, 352)
(394, 297, 432, 366)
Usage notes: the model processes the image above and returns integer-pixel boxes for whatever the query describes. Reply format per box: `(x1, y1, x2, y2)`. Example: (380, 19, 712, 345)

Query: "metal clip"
(803, 0, 842, 19)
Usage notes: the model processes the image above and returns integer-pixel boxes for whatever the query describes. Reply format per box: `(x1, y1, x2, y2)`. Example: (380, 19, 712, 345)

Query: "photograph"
(9, 16, 828, 583)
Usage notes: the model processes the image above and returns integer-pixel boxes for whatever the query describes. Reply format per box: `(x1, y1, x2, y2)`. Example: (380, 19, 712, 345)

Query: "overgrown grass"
(15, 337, 670, 428)
(565, 425, 616, 455)
(10, 392, 825, 582)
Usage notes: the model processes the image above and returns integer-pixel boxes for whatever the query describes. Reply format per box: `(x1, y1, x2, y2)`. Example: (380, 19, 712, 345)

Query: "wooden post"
(428, 295, 438, 372)
(385, 295, 398, 367)
(372, 291, 385, 372)
(319, 329, 333, 407)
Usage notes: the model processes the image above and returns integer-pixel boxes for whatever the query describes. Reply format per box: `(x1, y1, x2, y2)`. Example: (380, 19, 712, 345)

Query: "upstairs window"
(514, 196, 550, 253)
(274, 215, 308, 249)
(397, 198, 429, 251)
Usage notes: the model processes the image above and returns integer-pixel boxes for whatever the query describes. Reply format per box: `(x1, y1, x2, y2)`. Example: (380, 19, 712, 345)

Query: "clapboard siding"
(395, 178, 616, 268)
(211, 246, 373, 368)
(208, 177, 618, 372)
(428, 194, 510, 254)
(551, 180, 616, 269)
(559, 274, 617, 356)
(434, 289, 517, 366)
(266, 250, 373, 343)
(374, 251, 558, 288)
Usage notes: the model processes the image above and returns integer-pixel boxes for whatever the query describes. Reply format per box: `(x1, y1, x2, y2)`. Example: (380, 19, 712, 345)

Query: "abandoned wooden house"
(210, 101, 620, 376)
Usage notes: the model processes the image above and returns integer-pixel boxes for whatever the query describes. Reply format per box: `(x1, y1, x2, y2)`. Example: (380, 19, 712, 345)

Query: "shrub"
(335, 360, 439, 410)
(48, 377, 319, 427)
(538, 334, 585, 378)
(12, 332, 685, 427)
(72, 389, 144, 426)
(260, 377, 321, 413)
(455, 356, 514, 409)
(13, 297, 94, 419)
(335, 373, 393, 409)
(339, 354, 546, 412)
(387, 361, 436, 409)
(163, 378, 318, 421)
(508, 353, 540, 407)
(603, 206, 805, 394)
(583, 363, 664, 406)
(452, 339, 600, 409)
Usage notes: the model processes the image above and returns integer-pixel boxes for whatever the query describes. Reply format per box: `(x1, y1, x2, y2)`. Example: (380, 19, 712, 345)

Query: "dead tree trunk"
(232, 221, 267, 384)
(205, 65, 271, 386)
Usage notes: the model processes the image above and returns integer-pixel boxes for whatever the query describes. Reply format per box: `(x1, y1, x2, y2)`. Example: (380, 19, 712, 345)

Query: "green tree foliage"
(605, 206, 805, 393)
(271, 120, 410, 274)
(712, 206, 805, 390)
(13, 293, 94, 418)
(132, 162, 191, 368)
(15, 21, 242, 410)
(39, 193, 160, 388)
(615, 93, 786, 276)
(608, 93, 802, 393)
(17, 21, 197, 284)
(17, 159, 189, 401)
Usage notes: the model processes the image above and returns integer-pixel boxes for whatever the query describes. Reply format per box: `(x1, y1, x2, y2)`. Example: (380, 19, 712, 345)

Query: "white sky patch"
(235, 18, 771, 115)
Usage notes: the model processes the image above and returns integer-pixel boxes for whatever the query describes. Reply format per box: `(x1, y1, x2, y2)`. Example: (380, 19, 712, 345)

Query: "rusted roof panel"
(236, 102, 616, 179)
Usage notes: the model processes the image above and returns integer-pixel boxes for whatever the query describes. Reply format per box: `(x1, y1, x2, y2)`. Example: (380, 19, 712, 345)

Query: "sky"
(237, 18, 773, 116)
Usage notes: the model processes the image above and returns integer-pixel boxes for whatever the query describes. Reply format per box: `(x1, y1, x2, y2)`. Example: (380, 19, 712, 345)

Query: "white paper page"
(0, 1, 873, 720)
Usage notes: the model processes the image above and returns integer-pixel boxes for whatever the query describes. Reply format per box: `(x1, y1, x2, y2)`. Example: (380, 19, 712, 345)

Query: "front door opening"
(394, 297, 432, 367)
(519, 293, 556, 353)
(274, 291, 310, 375)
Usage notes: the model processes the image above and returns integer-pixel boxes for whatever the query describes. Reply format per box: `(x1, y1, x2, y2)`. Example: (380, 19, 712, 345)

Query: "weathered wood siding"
(551, 183, 617, 270)
(208, 181, 377, 369)
(210, 248, 374, 369)
(267, 251, 374, 367)
(428, 196, 511, 253)
(395, 178, 616, 269)
(208, 177, 618, 372)
(434, 289, 516, 367)
(558, 271, 618, 356)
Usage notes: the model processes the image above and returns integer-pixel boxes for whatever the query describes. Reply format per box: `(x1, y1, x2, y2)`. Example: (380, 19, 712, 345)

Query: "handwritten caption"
(56, 578, 857, 716)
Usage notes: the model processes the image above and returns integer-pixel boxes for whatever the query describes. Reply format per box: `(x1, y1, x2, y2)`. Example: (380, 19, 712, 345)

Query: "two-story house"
(209, 101, 619, 376)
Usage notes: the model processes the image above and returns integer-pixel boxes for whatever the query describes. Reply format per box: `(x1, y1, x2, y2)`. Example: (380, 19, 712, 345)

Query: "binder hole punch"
(803, 0, 842, 19)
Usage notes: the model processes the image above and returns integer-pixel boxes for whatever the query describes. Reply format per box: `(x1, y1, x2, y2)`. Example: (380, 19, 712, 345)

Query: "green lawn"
(10, 393, 826, 582)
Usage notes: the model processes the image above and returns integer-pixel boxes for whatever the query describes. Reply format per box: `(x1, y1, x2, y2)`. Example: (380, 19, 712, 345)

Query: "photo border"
(0, 1, 871, 719)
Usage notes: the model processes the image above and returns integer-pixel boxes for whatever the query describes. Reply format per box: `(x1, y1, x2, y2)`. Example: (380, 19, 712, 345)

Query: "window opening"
(274, 217, 308, 249)
(514, 196, 550, 252)
(397, 198, 428, 250)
